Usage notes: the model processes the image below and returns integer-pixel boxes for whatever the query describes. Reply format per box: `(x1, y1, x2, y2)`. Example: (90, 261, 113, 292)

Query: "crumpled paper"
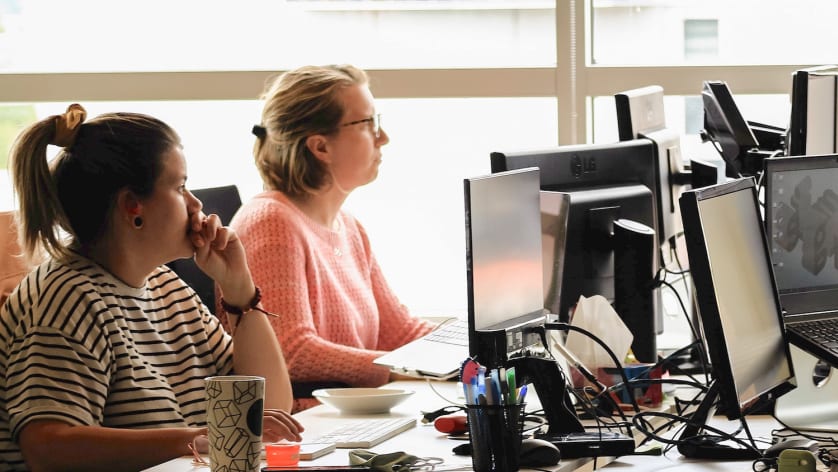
(564, 294, 634, 370)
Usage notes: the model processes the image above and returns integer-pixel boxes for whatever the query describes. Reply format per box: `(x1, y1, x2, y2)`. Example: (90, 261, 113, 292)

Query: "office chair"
(167, 185, 242, 314)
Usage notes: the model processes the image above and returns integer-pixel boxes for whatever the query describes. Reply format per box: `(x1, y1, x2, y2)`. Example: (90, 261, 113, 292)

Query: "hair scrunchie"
(251, 124, 267, 138)
(51, 103, 87, 148)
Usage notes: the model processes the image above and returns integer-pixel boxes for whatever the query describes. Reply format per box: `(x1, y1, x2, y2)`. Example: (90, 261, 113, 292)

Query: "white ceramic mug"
(205, 375, 265, 472)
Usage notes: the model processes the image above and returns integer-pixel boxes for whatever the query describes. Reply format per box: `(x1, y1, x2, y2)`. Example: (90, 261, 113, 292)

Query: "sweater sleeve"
(232, 197, 394, 389)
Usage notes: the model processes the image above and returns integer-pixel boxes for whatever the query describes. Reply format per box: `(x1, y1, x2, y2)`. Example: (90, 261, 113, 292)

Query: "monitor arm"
(506, 355, 584, 435)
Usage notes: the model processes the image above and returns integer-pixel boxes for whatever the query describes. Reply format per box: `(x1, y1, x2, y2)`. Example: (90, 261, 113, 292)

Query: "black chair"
(167, 185, 242, 314)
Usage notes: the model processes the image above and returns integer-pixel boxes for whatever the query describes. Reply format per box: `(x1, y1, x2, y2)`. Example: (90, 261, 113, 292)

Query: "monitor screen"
(764, 154, 838, 311)
(680, 178, 795, 420)
(701, 80, 760, 177)
(490, 140, 660, 324)
(464, 167, 547, 367)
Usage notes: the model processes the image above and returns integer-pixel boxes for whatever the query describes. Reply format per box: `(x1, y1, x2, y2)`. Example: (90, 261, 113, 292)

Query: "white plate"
(311, 387, 414, 414)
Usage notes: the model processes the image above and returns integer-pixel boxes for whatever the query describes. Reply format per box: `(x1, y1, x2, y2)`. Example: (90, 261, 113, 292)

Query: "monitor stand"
(676, 380, 762, 460)
(508, 353, 636, 458)
(775, 345, 838, 433)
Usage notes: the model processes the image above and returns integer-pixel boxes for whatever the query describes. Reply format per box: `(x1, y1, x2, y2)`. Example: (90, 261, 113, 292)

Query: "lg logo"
(570, 154, 596, 178)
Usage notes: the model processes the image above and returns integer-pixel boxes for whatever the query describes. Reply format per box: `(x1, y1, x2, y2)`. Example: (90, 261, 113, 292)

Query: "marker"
(506, 367, 517, 404)
(499, 367, 509, 404)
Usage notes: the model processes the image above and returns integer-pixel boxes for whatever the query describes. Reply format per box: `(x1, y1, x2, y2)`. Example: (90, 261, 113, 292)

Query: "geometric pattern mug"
(205, 376, 265, 472)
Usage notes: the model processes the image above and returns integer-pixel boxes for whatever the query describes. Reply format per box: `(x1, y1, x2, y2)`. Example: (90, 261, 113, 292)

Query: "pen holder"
(466, 403, 526, 472)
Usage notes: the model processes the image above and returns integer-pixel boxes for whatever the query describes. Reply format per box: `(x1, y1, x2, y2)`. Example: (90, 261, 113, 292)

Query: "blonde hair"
(10, 109, 180, 261)
(254, 64, 368, 197)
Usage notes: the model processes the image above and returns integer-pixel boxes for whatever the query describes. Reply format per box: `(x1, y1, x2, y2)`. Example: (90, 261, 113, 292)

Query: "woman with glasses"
(0, 105, 302, 471)
(231, 65, 434, 412)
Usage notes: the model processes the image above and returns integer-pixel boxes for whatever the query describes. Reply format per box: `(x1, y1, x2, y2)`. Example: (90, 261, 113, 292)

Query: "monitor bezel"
(463, 166, 548, 368)
(680, 178, 796, 419)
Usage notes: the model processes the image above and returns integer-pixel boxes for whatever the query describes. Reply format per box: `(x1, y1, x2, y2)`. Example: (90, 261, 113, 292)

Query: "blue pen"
(517, 384, 528, 404)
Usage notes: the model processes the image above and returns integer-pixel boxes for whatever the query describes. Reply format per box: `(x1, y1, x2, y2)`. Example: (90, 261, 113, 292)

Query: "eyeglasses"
(340, 114, 382, 139)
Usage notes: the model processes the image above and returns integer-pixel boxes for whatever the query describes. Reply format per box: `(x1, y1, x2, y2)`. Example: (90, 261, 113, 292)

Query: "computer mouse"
(763, 438, 818, 458)
(519, 438, 561, 467)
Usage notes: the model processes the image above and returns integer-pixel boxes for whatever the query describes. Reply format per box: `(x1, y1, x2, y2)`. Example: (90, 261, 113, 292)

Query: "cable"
(543, 322, 641, 414)
(425, 378, 465, 407)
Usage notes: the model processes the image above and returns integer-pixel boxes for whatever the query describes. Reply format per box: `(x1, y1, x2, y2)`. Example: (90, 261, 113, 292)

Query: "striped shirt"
(0, 254, 233, 471)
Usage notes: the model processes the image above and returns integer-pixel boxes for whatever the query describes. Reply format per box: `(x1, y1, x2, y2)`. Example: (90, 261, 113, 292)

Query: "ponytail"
(9, 115, 72, 262)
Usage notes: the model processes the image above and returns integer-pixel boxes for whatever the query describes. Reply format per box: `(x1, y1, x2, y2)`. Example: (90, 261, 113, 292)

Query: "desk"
(144, 380, 764, 472)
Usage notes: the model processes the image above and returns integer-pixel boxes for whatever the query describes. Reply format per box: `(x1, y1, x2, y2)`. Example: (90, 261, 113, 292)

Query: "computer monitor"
(463, 167, 636, 455)
(701, 81, 762, 178)
(490, 140, 662, 363)
(490, 140, 660, 327)
(764, 154, 838, 319)
(464, 167, 548, 369)
(615, 85, 685, 245)
(788, 65, 838, 157)
(678, 178, 796, 459)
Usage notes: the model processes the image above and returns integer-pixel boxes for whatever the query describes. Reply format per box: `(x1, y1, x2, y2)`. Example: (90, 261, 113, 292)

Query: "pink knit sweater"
(224, 191, 433, 410)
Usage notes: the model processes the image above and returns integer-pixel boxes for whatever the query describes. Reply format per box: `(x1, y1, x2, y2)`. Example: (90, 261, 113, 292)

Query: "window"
(0, 0, 822, 317)
(684, 19, 719, 61)
(0, 0, 556, 72)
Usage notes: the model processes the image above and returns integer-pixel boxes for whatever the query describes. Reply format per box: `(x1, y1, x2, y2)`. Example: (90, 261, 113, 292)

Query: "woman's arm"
(19, 421, 203, 472)
(191, 213, 295, 411)
(225, 299, 295, 411)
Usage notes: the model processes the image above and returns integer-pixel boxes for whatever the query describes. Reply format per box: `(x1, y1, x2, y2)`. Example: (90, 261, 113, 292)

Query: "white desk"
(144, 380, 764, 472)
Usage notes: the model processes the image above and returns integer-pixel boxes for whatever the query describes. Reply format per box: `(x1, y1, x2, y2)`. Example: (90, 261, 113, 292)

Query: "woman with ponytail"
(230, 65, 434, 412)
(0, 105, 301, 471)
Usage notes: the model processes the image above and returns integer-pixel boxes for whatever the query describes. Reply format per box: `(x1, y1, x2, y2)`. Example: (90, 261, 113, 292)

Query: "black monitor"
(678, 178, 796, 459)
(788, 65, 838, 157)
(615, 85, 685, 245)
(490, 140, 662, 362)
(464, 167, 548, 369)
(701, 81, 761, 178)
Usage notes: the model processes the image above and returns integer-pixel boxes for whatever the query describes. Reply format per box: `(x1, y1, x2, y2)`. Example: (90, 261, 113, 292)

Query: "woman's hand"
(263, 409, 305, 443)
(189, 212, 254, 306)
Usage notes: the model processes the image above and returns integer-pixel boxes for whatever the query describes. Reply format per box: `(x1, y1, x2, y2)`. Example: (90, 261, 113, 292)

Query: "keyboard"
(791, 318, 838, 350)
(308, 417, 417, 448)
(423, 319, 468, 346)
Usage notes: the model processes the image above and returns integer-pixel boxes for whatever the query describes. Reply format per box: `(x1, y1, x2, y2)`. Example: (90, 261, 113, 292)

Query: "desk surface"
(144, 380, 765, 472)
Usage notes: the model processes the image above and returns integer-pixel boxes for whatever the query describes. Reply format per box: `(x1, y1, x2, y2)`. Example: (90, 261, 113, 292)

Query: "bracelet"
(220, 286, 279, 327)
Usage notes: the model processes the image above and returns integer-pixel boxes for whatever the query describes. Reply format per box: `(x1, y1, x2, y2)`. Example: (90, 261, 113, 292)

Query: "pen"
(506, 367, 517, 404)
(517, 384, 528, 404)
(484, 374, 495, 405)
(469, 377, 479, 405)
(499, 367, 509, 404)
(490, 369, 502, 405)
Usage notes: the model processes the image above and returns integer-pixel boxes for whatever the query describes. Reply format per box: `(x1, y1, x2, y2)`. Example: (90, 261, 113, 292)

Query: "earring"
(133, 216, 143, 228)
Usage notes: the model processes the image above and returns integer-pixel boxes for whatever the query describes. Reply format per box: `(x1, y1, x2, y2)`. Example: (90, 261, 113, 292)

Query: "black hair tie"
(251, 124, 267, 138)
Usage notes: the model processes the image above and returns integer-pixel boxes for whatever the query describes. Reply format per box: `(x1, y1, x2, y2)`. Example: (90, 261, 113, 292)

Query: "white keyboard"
(308, 417, 417, 448)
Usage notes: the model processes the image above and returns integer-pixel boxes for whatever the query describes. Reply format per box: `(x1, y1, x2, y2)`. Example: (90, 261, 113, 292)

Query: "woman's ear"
(116, 189, 143, 222)
(305, 134, 332, 164)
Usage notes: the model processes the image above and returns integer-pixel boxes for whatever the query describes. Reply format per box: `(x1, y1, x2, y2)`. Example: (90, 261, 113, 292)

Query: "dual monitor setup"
(463, 67, 838, 460)
(461, 85, 692, 458)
